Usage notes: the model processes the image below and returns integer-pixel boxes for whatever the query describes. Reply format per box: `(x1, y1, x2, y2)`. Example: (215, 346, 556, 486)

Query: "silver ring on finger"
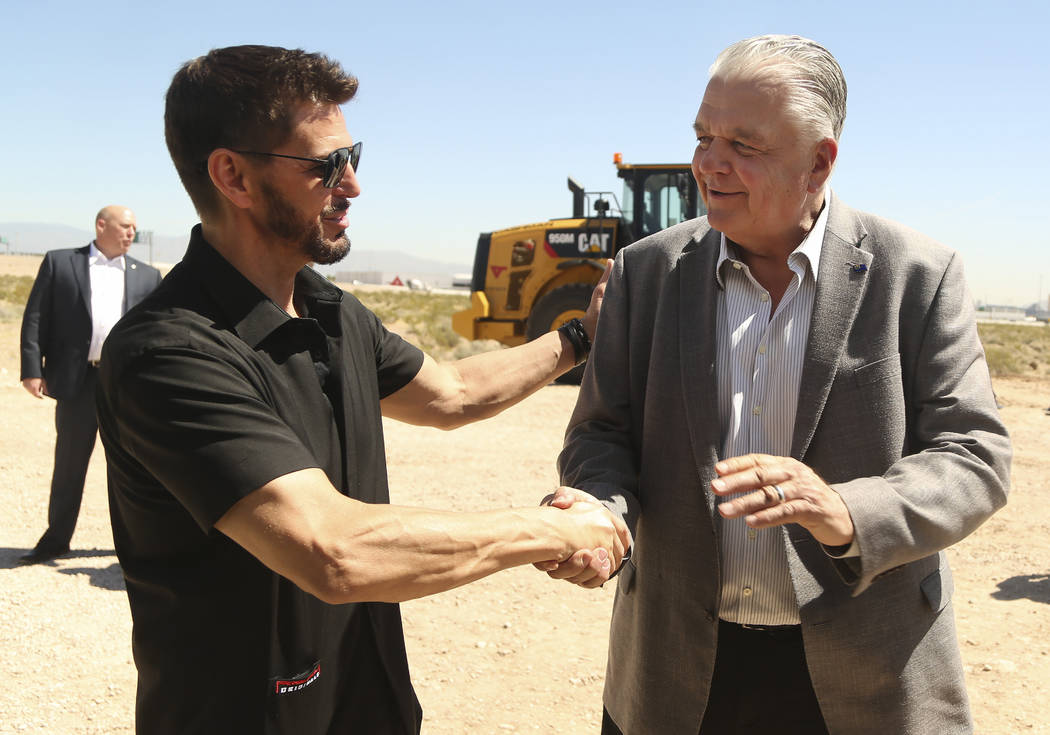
(772, 484, 786, 503)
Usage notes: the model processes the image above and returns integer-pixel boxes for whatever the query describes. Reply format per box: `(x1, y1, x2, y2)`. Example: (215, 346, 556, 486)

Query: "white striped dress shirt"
(714, 203, 829, 625)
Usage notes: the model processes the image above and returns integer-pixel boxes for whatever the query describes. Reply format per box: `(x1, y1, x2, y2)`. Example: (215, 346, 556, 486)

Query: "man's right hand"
(22, 377, 47, 399)
(539, 487, 631, 588)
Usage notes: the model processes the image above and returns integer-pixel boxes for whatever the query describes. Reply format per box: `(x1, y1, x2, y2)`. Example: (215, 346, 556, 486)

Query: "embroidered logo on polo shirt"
(272, 662, 321, 695)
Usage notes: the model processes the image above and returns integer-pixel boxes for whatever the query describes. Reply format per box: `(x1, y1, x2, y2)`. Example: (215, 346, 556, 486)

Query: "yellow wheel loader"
(452, 154, 705, 382)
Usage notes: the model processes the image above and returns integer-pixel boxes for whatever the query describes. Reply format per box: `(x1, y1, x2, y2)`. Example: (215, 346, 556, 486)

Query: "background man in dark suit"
(546, 35, 1011, 734)
(19, 205, 162, 564)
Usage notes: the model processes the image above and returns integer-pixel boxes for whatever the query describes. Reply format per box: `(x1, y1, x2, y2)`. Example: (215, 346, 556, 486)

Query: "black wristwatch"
(558, 318, 592, 365)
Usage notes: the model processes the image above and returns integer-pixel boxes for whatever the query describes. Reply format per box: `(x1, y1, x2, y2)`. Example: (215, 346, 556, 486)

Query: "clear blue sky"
(2, 0, 1048, 305)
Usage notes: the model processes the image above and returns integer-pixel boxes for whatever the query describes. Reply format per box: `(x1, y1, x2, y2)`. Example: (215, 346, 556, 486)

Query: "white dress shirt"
(87, 241, 127, 363)
(714, 199, 830, 626)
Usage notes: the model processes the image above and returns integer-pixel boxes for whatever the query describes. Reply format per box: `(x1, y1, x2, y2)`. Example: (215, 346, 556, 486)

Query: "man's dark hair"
(164, 45, 358, 219)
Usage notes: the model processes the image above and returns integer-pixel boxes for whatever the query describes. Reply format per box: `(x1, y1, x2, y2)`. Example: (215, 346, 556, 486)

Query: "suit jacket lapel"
(123, 259, 139, 314)
(791, 200, 873, 460)
(73, 243, 92, 316)
(678, 226, 723, 518)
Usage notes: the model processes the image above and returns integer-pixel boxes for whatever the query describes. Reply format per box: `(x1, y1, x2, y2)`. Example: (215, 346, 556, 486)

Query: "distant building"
(976, 304, 1030, 322)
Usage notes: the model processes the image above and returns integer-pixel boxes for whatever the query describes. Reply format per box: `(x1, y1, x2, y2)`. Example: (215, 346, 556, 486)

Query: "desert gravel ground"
(1, 253, 1047, 733)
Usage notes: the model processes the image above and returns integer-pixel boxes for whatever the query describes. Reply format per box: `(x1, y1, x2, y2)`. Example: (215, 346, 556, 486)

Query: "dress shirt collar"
(89, 240, 127, 270)
(714, 190, 833, 289)
(180, 225, 344, 348)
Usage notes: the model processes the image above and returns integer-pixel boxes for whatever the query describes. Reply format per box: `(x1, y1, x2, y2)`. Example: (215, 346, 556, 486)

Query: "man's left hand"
(713, 454, 854, 547)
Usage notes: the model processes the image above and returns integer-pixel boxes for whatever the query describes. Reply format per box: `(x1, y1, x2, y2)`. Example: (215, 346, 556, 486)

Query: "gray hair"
(709, 35, 847, 141)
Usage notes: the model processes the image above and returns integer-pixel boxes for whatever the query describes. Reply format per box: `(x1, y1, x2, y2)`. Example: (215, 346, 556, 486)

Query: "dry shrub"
(348, 288, 501, 362)
(978, 323, 1050, 378)
(0, 275, 33, 319)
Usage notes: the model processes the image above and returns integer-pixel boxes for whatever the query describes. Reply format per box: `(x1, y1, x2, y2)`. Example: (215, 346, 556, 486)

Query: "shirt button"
(752, 406, 761, 415)
(733, 261, 743, 270)
(759, 293, 769, 302)
(747, 528, 757, 540)
(757, 344, 767, 355)
(742, 586, 753, 597)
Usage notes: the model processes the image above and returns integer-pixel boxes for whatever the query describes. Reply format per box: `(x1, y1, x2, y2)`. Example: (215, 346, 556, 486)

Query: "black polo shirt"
(97, 226, 425, 735)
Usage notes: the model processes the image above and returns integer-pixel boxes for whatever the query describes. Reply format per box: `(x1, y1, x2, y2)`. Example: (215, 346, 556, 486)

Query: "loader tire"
(526, 283, 594, 385)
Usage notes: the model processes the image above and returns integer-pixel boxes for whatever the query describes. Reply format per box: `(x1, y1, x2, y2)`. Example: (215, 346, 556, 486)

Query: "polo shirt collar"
(182, 225, 344, 348)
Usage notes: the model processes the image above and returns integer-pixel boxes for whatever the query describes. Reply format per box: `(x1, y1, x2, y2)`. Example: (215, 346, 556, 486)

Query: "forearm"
(382, 330, 577, 429)
(217, 469, 610, 605)
(381, 264, 608, 429)
(20, 258, 51, 379)
(446, 330, 577, 424)
(836, 441, 1009, 584)
(20, 303, 46, 380)
(317, 503, 577, 603)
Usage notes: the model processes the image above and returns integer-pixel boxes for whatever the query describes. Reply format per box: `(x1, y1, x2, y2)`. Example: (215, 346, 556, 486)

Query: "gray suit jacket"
(20, 244, 163, 400)
(559, 197, 1011, 734)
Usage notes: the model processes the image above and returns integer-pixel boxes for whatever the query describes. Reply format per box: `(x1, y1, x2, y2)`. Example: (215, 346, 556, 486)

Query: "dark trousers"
(601, 620, 829, 735)
(35, 367, 98, 552)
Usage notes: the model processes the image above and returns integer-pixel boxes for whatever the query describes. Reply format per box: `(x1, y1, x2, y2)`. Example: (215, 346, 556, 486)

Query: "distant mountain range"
(0, 222, 470, 278)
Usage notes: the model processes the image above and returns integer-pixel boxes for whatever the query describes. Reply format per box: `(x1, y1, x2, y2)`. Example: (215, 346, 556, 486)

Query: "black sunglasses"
(232, 141, 362, 188)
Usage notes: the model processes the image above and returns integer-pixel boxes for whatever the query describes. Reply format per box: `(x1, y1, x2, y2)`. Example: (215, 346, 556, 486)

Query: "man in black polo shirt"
(96, 45, 627, 735)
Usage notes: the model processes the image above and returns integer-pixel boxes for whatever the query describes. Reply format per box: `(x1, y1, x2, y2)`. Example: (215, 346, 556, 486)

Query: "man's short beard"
(261, 181, 351, 265)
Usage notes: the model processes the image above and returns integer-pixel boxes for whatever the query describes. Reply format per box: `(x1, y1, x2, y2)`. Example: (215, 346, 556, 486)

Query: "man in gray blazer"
(19, 205, 162, 564)
(548, 36, 1011, 734)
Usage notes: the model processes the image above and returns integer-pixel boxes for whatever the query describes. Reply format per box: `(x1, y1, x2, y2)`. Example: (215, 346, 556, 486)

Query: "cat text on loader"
(452, 153, 705, 382)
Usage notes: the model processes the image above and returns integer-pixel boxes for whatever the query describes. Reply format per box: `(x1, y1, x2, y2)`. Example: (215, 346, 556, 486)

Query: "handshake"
(534, 487, 632, 589)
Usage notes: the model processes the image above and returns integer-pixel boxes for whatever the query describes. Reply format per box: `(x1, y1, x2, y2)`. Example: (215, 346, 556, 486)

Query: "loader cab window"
(641, 173, 688, 235)
(622, 171, 693, 239)
(621, 179, 637, 234)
